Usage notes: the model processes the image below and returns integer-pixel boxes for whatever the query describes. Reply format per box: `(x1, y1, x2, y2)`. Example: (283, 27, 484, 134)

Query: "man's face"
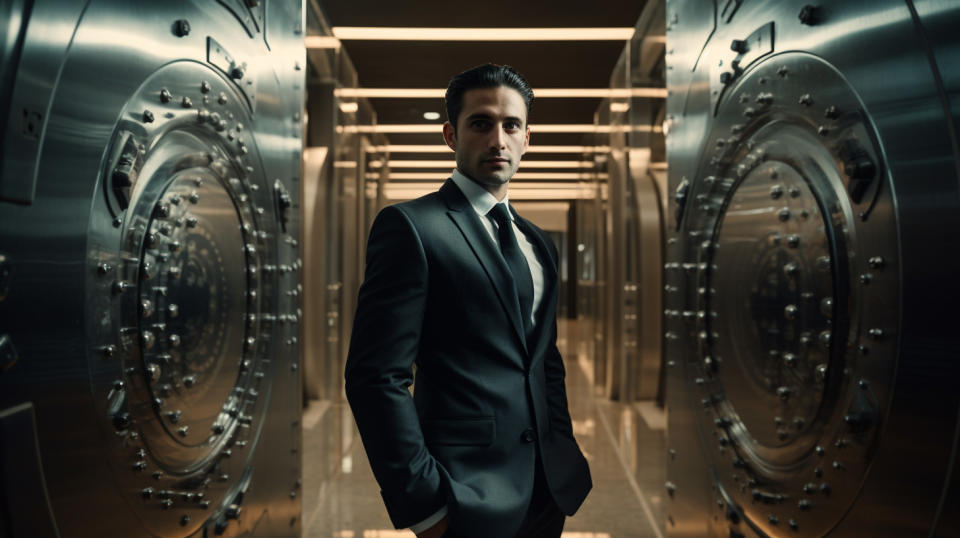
(443, 86, 530, 191)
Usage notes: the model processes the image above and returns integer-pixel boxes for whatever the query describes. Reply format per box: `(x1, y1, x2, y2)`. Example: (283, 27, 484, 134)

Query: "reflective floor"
(302, 319, 668, 538)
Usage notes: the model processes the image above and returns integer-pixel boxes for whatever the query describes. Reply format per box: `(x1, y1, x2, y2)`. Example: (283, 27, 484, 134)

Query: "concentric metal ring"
(675, 53, 900, 536)
(90, 61, 278, 536)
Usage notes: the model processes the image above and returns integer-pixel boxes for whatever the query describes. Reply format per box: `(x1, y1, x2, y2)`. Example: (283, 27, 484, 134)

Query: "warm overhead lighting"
(518, 161, 595, 169)
(334, 88, 666, 98)
(422, 111, 441, 120)
(354, 530, 413, 538)
(368, 160, 451, 168)
(376, 172, 606, 180)
(337, 88, 443, 98)
(531, 124, 657, 133)
(329, 27, 635, 41)
(340, 125, 438, 134)
(304, 36, 341, 49)
(370, 160, 594, 169)
(610, 102, 630, 112)
(537, 88, 666, 98)
(372, 160, 448, 169)
(366, 145, 611, 153)
(367, 145, 450, 153)
(528, 146, 612, 153)
(339, 124, 657, 134)
(339, 102, 358, 113)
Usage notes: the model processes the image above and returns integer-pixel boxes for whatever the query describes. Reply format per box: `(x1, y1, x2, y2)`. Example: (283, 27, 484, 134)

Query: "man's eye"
(471, 120, 490, 129)
(504, 121, 521, 130)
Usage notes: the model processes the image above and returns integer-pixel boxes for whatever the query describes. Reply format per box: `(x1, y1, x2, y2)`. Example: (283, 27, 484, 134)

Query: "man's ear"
(442, 121, 456, 150)
(521, 126, 531, 156)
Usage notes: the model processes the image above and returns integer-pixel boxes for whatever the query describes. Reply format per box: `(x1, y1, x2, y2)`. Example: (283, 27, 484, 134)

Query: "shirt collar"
(450, 169, 512, 221)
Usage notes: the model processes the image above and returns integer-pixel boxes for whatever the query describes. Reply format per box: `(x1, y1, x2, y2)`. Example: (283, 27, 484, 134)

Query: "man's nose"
(488, 125, 507, 150)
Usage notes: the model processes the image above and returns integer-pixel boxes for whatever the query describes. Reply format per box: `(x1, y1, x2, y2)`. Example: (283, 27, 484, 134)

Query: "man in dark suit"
(344, 64, 591, 538)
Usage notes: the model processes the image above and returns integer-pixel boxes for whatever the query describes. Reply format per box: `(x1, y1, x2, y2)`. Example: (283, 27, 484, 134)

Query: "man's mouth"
(484, 157, 509, 164)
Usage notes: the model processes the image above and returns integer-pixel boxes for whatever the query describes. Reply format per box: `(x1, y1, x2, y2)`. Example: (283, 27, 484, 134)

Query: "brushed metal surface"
(0, 0, 86, 204)
(665, 0, 960, 536)
(0, 1, 305, 536)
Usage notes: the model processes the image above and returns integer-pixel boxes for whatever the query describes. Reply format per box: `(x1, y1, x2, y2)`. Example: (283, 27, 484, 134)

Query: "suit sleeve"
(542, 238, 576, 439)
(344, 205, 445, 528)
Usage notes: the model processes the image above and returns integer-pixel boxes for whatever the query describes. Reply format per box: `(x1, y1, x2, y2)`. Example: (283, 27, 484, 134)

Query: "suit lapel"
(440, 180, 528, 352)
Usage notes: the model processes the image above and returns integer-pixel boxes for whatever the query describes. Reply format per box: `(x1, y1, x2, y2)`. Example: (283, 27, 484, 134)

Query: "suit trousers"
(443, 450, 565, 538)
(513, 460, 565, 538)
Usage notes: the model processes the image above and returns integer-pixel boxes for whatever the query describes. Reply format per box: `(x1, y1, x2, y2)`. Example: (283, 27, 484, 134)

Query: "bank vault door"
(664, 1, 960, 537)
(0, 1, 306, 536)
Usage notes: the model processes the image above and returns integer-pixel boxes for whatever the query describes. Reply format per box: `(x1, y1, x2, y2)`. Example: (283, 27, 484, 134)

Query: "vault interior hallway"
(2, 1, 959, 536)
(301, 319, 667, 538)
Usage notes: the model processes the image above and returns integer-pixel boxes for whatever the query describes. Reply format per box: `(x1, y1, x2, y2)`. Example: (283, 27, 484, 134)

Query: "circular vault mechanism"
(673, 53, 900, 536)
(88, 61, 285, 536)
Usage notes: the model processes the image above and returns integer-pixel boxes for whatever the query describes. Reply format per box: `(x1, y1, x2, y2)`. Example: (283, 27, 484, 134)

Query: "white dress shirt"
(409, 170, 547, 534)
(450, 169, 545, 328)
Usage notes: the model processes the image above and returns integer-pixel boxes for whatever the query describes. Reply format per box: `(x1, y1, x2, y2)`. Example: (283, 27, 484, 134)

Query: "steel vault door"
(0, 1, 305, 536)
(664, 1, 960, 537)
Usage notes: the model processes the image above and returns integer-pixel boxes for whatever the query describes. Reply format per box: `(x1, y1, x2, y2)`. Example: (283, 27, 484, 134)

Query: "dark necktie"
(488, 203, 534, 335)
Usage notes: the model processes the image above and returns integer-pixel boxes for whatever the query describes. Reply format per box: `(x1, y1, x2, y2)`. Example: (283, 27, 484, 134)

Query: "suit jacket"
(345, 179, 592, 537)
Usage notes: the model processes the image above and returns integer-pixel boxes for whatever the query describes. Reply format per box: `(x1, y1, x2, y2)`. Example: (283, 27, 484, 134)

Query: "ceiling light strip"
(366, 145, 612, 153)
(372, 160, 594, 169)
(328, 27, 635, 41)
(383, 182, 599, 188)
(333, 88, 667, 98)
(377, 172, 607, 180)
(339, 124, 659, 134)
(538, 88, 666, 98)
(304, 36, 341, 49)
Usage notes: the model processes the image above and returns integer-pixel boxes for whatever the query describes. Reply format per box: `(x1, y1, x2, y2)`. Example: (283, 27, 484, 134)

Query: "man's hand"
(416, 516, 449, 538)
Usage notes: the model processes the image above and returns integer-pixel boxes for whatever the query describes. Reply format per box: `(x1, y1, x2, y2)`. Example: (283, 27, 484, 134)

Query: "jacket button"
(521, 428, 536, 443)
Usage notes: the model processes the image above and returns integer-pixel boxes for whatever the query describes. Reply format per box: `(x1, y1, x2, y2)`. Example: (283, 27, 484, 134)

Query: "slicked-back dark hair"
(444, 64, 534, 132)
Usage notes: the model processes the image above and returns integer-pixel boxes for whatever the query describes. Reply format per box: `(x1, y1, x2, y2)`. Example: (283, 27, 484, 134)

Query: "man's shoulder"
(393, 189, 445, 212)
(373, 190, 448, 233)
(381, 189, 449, 221)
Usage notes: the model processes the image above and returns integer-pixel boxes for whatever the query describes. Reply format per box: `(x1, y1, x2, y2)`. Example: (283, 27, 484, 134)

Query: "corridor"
(301, 320, 667, 538)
